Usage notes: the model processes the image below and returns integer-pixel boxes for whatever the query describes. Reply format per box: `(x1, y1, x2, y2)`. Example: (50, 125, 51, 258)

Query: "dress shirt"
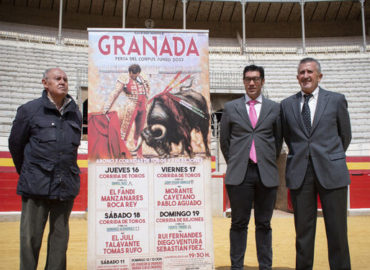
(300, 87, 319, 125)
(245, 94, 262, 119)
(47, 93, 71, 114)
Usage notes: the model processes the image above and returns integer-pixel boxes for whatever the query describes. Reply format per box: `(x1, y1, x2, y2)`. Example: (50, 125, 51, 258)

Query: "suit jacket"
(280, 87, 352, 190)
(220, 96, 282, 187)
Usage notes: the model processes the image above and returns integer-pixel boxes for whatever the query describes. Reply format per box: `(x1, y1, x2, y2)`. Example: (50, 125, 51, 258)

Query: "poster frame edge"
(87, 28, 209, 34)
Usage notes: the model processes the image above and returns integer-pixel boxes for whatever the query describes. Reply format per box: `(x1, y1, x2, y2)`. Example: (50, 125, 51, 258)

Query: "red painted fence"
(1, 152, 369, 212)
(0, 152, 88, 212)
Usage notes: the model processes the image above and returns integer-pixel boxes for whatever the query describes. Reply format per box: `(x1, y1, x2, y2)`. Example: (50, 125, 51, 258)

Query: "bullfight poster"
(87, 29, 213, 269)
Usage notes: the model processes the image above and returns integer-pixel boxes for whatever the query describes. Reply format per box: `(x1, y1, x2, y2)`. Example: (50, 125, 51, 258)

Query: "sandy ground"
(0, 211, 369, 269)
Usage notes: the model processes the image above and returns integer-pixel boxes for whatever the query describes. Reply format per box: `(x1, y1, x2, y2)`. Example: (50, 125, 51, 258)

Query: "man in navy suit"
(281, 57, 352, 269)
(220, 65, 282, 270)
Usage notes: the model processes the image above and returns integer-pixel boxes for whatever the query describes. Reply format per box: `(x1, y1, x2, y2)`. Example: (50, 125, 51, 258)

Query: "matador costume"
(103, 73, 150, 147)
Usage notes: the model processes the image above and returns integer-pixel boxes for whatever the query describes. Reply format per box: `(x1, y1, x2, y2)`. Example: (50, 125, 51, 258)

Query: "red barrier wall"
(1, 152, 369, 212)
(347, 156, 370, 209)
(0, 152, 88, 212)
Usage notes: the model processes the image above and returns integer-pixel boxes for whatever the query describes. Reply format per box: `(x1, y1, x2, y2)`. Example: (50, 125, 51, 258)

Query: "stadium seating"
(0, 28, 369, 156)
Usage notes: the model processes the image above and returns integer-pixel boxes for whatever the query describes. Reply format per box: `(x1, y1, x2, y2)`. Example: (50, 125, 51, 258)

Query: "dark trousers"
(226, 163, 277, 270)
(20, 197, 74, 270)
(290, 160, 351, 270)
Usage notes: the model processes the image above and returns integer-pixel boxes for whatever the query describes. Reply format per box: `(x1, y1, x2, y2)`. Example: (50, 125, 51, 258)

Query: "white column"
(122, 0, 126, 28)
(300, 0, 306, 54)
(360, 0, 367, 52)
(241, 0, 246, 55)
(57, 0, 63, 44)
(183, 0, 187, 29)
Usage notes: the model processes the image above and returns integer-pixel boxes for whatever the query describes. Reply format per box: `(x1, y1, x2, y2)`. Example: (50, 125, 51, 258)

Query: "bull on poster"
(87, 29, 214, 269)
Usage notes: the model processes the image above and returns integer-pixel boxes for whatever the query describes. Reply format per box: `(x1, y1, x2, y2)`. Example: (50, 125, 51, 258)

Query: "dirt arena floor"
(0, 211, 369, 269)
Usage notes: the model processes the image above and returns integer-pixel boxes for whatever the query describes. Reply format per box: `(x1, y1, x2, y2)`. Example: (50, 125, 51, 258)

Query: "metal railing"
(1, 30, 368, 54)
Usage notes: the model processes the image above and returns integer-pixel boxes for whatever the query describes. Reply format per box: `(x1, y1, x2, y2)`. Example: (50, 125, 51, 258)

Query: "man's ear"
(42, 78, 48, 89)
(318, 73, 323, 82)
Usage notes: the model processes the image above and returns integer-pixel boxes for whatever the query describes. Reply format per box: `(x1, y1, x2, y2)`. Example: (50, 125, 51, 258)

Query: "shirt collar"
(301, 86, 319, 100)
(47, 93, 71, 113)
(245, 94, 262, 104)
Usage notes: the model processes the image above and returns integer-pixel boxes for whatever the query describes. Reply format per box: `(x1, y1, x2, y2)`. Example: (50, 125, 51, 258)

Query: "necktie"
(248, 100, 258, 163)
(302, 94, 313, 133)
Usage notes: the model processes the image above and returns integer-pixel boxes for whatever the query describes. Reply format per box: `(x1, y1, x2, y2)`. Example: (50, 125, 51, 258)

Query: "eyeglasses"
(244, 77, 262, 83)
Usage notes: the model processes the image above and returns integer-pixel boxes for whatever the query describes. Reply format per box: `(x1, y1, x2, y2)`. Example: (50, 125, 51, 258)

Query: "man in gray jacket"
(220, 65, 282, 270)
(281, 57, 351, 269)
(9, 68, 82, 270)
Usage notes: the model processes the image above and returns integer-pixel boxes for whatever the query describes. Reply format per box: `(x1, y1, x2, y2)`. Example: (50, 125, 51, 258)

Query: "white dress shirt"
(300, 87, 319, 125)
(245, 94, 262, 119)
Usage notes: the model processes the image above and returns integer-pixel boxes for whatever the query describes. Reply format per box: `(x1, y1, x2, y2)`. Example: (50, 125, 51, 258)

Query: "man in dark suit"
(220, 65, 282, 270)
(281, 57, 352, 270)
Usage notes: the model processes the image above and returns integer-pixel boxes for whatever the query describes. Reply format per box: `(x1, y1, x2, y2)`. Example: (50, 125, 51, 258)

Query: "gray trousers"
(290, 160, 351, 270)
(20, 196, 74, 270)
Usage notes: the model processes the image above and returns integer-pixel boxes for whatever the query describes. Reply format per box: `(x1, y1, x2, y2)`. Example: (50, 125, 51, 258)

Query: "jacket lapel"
(235, 97, 253, 129)
(256, 96, 272, 129)
(311, 88, 329, 134)
(291, 91, 310, 137)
